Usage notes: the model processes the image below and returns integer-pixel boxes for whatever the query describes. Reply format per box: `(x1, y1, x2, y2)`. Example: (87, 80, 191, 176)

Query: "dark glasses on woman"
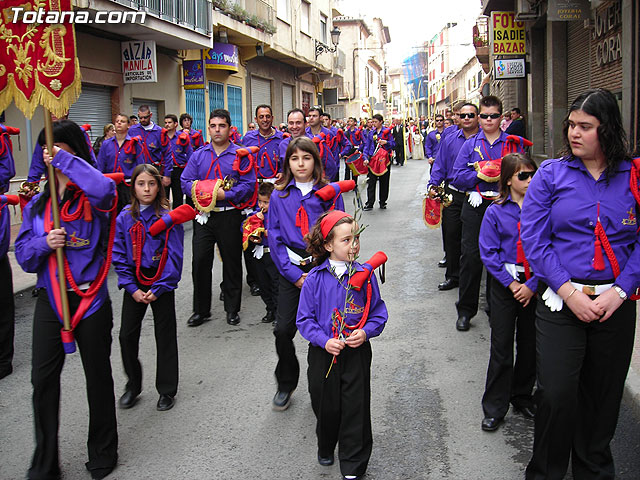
(479, 113, 501, 119)
(458, 113, 476, 119)
(516, 171, 535, 181)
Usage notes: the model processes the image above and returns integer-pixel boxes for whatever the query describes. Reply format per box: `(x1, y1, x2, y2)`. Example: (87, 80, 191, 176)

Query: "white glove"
(542, 286, 563, 312)
(504, 263, 518, 280)
(195, 211, 209, 225)
(253, 245, 264, 259)
(468, 191, 482, 208)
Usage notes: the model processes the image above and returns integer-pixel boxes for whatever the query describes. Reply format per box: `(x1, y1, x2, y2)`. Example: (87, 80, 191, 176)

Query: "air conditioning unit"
(515, 0, 540, 21)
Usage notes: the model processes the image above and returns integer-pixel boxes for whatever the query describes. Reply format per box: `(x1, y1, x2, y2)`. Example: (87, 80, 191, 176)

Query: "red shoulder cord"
(295, 206, 309, 236)
(331, 282, 373, 339)
(229, 149, 258, 210)
(516, 222, 531, 281)
(129, 220, 172, 285)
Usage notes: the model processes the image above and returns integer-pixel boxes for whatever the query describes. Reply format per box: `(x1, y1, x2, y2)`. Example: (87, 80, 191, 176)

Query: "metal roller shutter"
(251, 76, 271, 120)
(131, 100, 159, 126)
(185, 89, 206, 136)
(567, 22, 590, 108)
(282, 84, 294, 122)
(68, 84, 112, 143)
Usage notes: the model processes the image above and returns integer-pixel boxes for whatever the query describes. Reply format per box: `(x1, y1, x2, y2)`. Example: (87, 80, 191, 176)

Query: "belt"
(211, 206, 235, 212)
(504, 263, 533, 280)
(286, 246, 313, 266)
(263, 247, 270, 254)
(446, 183, 462, 192)
(571, 281, 614, 296)
(69, 282, 90, 291)
(468, 190, 499, 197)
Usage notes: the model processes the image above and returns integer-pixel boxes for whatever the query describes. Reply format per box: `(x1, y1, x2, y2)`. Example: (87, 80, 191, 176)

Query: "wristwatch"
(613, 285, 628, 300)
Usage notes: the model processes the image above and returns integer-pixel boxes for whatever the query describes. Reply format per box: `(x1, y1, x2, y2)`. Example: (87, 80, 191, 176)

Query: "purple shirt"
(425, 129, 444, 158)
(520, 156, 640, 296)
(112, 205, 184, 297)
(363, 128, 396, 158)
(167, 132, 193, 168)
(179, 128, 204, 150)
(267, 180, 345, 284)
(452, 130, 524, 193)
(0, 130, 16, 193)
(296, 258, 388, 348)
(28, 129, 97, 182)
(128, 123, 174, 177)
(241, 129, 284, 179)
(479, 197, 538, 292)
(429, 128, 472, 188)
(180, 142, 257, 209)
(15, 150, 116, 321)
(0, 196, 13, 258)
(96, 135, 144, 178)
(278, 130, 338, 181)
(340, 128, 364, 157)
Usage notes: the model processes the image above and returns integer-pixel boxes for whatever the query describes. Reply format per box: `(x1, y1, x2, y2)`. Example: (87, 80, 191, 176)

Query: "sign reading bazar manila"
(122, 40, 157, 83)
(491, 12, 526, 55)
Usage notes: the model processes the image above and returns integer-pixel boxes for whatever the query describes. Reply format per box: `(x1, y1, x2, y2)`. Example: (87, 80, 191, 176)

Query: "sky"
(334, 0, 483, 69)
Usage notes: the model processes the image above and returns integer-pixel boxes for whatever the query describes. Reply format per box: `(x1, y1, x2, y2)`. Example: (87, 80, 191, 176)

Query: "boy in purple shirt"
(128, 105, 174, 186)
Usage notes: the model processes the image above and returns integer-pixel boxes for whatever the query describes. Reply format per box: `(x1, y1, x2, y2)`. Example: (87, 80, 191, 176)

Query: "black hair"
(372, 113, 383, 122)
(434, 114, 444, 121)
(129, 115, 138, 121)
(255, 104, 273, 117)
(138, 105, 150, 114)
(164, 114, 178, 123)
(287, 108, 306, 122)
(210, 108, 231, 126)
(305, 210, 356, 266)
(511, 107, 521, 114)
(258, 181, 275, 197)
(460, 102, 479, 113)
(321, 112, 331, 119)
(479, 95, 502, 114)
(179, 113, 193, 127)
(309, 106, 323, 116)
(496, 153, 537, 205)
(561, 88, 630, 175)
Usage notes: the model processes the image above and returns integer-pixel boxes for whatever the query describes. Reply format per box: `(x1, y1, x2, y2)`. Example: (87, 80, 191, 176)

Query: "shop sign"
(494, 58, 526, 79)
(122, 40, 157, 83)
(548, 0, 590, 21)
(592, 0, 622, 67)
(183, 59, 205, 89)
(203, 43, 239, 72)
(490, 12, 526, 55)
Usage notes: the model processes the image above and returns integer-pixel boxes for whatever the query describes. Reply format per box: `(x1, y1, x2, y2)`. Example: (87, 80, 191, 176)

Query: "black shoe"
(219, 290, 225, 302)
(438, 279, 459, 291)
(250, 284, 261, 296)
(362, 204, 373, 211)
(456, 316, 471, 331)
(481, 417, 503, 432)
(261, 310, 276, 323)
(272, 390, 292, 411)
(89, 466, 115, 480)
(512, 404, 536, 419)
(226, 312, 240, 325)
(317, 452, 334, 466)
(157, 394, 175, 411)
(118, 390, 139, 409)
(438, 257, 447, 268)
(379, 203, 387, 209)
(0, 364, 12, 380)
(187, 312, 211, 327)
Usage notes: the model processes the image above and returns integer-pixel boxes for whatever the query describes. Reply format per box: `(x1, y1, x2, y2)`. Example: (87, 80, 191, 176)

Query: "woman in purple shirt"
(520, 89, 640, 480)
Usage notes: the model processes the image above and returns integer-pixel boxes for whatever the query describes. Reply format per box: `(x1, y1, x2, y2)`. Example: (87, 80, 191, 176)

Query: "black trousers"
(441, 186, 464, 282)
(243, 241, 259, 287)
(394, 144, 404, 166)
(525, 299, 636, 480)
(255, 252, 279, 313)
(482, 276, 536, 419)
(192, 209, 243, 315)
(307, 343, 373, 477)
(119, 288, 178, 397)
(116, 182, 131, 214)
(29, 293, 117, 480)
(366, 168, 390, 207)
(457, 198, 492, 318)
(168, 166, 186, 209)
(0, 254, 14, 374)
(273, 265, 312, 393)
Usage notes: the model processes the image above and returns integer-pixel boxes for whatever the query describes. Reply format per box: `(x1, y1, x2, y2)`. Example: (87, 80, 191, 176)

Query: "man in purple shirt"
(128, 105, 173, 187)
(363, 114, 395, 210)
(242, 104, 284, 181)
(181, 109, 257, 327)
(163, 114, 192, 208)
(451, 96, 526, 332)
(425, 114, 445, 165)
(428, 103, 479, 291)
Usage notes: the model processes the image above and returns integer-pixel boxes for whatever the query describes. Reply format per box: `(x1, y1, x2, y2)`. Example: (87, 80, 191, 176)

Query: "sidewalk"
(7, 221, 640, 416)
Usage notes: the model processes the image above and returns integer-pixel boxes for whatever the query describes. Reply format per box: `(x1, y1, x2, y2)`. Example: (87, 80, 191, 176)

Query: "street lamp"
(315, 26, 341, 60)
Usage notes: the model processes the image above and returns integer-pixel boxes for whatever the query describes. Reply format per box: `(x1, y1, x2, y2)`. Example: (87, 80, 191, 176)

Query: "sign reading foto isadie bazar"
(491, 12, 526, 55)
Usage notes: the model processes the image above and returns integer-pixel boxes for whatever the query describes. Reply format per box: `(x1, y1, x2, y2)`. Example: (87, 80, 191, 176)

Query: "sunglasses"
(516, 171, 535, 181)
(479, 113, 501, 119)
(138, 114, 151, 120)
(459, 113, 476, 119)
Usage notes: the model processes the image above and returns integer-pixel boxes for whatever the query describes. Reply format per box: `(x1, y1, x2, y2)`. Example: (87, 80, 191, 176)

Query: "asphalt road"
(1, 159, 639, 479)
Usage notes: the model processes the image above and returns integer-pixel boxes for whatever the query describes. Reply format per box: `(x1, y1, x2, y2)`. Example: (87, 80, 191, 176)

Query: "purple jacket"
(452, 130, 525, 193)
(168, 132, 193, 168)
(241, 129, 284, 179)
(429, 128, 470, 188)
(425, 129, 445, 159)
(180, 142, 257, 209)
(15, 150, 116, 321)
(96, 135, 144, 178)
(296, 258, 388, 348)
(128, 123, 174, 177)
(340, 128, 364, 157)
(112, 205, 184, 297)
(363, 128, 396, 158)
(267, 180, 345, 284)
(179, 128, 204, 150)
(520, 156, 640, 297)
(278, 130, 338, 180)
(0, 131, 16, 194)
(479, 197, 538, 292)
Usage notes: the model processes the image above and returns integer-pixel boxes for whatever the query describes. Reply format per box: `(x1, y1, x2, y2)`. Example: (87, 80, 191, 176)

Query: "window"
(300, 1, 310, 35)
(277, 0, 290, 23)
(185, 89, 206, 135)
(209, 81, 224, 111)
(227, 85, 243, 135)
(320, 14, 327, 44)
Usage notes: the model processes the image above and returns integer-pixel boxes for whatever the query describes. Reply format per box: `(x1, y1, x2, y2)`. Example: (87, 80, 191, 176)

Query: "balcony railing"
(111, 0, 212, 35)
(212, 0, 276, 34)
(473, 16, 489, 48)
